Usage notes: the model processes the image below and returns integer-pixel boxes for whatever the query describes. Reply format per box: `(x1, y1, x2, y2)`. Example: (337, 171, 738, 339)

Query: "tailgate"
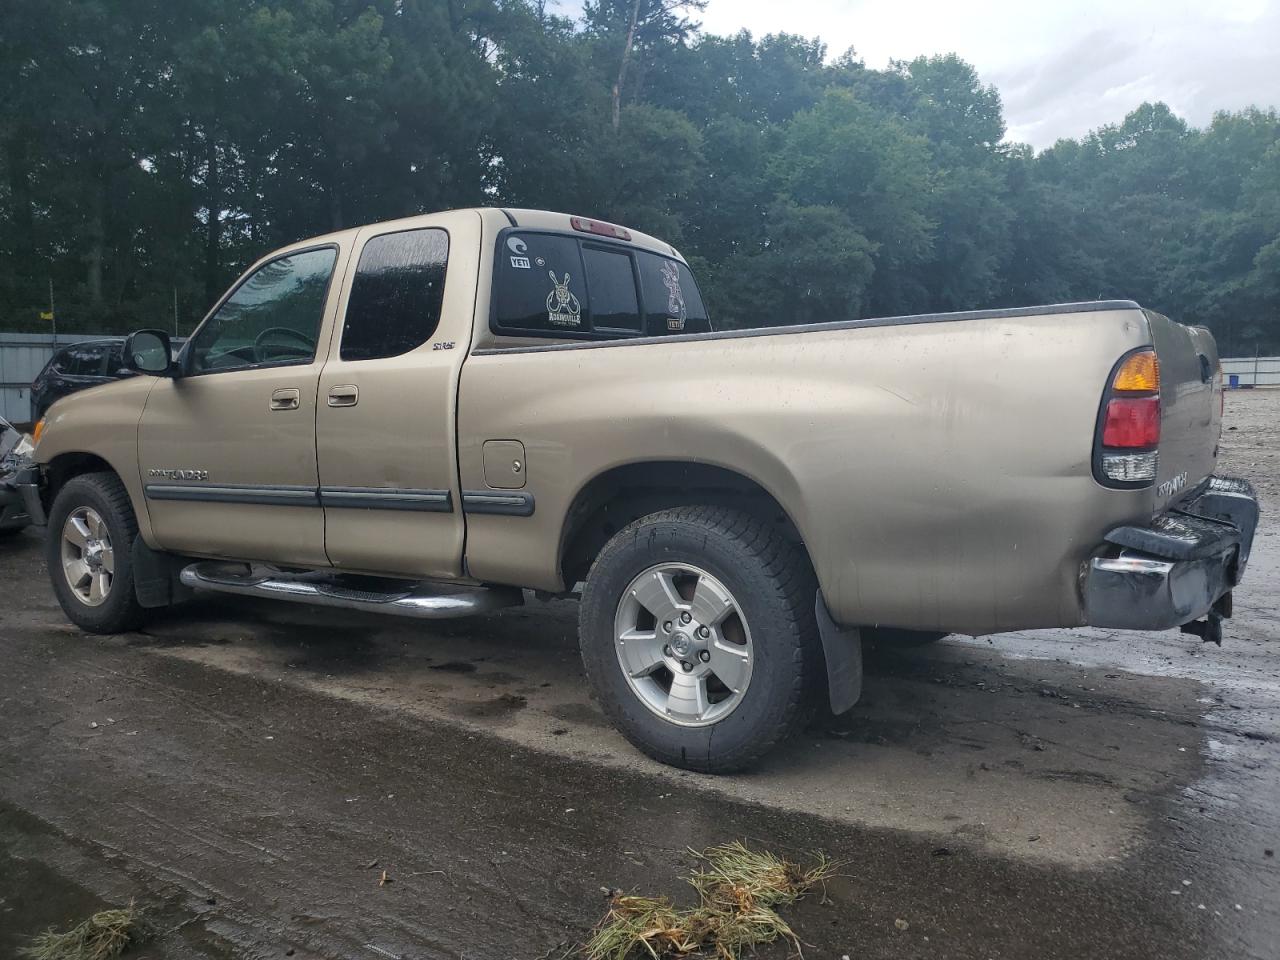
(1146, 309, 1222, 510)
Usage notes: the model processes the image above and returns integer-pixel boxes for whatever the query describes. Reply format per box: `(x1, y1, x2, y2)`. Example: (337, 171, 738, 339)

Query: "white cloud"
(562, 0, 1280, 148)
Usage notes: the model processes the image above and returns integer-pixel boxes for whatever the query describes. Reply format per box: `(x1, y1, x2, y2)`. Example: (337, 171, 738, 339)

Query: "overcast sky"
(564, 0, 1280, 149)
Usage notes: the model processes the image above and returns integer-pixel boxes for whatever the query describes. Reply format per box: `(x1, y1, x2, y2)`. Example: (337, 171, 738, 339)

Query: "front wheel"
(578, 506, 823, 772)
(46, 472, 148, 634)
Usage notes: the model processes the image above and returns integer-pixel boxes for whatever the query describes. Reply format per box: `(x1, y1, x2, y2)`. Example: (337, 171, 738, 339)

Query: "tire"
(578, 505, 822, 773)
(46, 471, 148, 634)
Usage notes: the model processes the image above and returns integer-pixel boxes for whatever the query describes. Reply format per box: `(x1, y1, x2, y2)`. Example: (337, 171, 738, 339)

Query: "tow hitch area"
(1180, 592, 1232, 646)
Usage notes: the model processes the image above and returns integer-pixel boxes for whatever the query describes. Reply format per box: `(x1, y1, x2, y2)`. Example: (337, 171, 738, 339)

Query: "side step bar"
(179, 562, 522, 619)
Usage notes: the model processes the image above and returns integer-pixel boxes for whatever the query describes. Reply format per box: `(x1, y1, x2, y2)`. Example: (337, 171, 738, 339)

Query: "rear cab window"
(491, 230, 709, 340)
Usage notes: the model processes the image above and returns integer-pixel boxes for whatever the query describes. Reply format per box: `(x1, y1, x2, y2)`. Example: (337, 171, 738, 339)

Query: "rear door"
(315, 212, 481, 578)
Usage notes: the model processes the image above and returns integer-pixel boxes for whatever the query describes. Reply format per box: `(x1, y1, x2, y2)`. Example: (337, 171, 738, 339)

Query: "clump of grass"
(584, 843, 836, 960)
(689, 842, 835, 912)
(20, 903, 149, 960)
(585, 896, 701, 960)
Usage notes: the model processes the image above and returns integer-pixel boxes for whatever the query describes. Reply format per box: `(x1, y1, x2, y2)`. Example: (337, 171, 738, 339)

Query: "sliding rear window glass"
(582, 245, 642, 332)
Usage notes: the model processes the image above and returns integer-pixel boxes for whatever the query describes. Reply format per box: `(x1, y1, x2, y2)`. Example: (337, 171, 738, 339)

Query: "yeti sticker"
(660, 261, 686, 331)
(507, 235, 531, 269)
(546, 271, 582, 327)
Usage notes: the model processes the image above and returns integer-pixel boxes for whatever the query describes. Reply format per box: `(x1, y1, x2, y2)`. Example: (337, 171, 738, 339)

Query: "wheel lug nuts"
(697, 625, 710, 639)
(662, 621, 673, 633)
(698, 650, 710, 663)
(663, 645, 673, 657)
(680, 661, 693, 672)
(680, 612, 692, 624)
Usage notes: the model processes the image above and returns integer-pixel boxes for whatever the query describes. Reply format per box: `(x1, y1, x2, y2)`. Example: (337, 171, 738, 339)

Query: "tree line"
(1, 0, 1277, 355)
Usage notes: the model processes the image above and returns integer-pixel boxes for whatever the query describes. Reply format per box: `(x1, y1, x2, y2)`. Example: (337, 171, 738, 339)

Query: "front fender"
(34, 377, 158, 544)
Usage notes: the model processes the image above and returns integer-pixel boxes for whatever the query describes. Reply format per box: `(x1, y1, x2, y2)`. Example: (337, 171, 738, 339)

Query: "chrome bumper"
(1083, 476, 1258, 631)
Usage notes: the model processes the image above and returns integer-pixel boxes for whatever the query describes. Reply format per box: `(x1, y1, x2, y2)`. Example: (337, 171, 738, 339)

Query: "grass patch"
(585, 842, 835, 960)
(20, 903, 149, 960)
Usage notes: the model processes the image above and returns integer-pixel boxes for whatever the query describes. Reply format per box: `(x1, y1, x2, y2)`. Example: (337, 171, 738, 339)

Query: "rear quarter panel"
(460, 305, 1157, 635)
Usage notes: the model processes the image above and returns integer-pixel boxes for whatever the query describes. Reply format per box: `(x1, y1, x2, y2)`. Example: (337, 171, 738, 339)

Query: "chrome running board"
(179, 562, 522, 619)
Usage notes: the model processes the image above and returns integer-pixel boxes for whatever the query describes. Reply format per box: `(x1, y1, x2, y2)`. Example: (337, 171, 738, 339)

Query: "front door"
(139, 243, 346, 565)
(315, 216, 478, 578)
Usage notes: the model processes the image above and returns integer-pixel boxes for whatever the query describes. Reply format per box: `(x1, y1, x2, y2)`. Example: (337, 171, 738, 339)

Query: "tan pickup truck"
(19, 207, 1259, 771)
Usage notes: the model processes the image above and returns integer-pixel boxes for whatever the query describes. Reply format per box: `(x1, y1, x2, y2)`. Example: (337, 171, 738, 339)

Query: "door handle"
(269, 388, 300, 411)
(327, 384, 359, 407)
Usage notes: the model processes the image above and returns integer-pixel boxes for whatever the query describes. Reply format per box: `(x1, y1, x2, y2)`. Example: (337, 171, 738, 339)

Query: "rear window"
(491, 230, 710, 339)
(57, 344, 108, 376)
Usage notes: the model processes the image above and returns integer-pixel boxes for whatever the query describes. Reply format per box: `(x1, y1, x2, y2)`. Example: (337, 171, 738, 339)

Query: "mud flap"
(816, 590, 862, 715)
(131, 536, 194, 608)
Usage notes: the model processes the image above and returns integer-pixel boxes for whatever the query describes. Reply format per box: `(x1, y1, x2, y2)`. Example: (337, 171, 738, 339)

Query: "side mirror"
(123, 329, 175, 376)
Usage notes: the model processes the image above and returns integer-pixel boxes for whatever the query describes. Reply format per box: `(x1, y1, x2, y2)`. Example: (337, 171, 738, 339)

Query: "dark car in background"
(29, 337, 184, 422)
(29, 338, 129, 422)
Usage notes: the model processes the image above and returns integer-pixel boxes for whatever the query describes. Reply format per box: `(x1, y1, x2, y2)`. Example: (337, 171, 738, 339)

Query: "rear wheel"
(578, 505, 822, 772)
(46, 472, 148, 634)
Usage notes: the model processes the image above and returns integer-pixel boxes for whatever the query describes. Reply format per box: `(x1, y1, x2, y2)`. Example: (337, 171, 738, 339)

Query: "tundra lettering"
(148, 468, 210, 481)
(1157, 471, 1189, 499)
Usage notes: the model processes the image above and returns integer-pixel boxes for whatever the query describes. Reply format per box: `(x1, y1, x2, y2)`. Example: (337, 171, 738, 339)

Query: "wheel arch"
(44, 452, 117, 507)
(557, 460, 811, 589)
(39, 451, 154, 543)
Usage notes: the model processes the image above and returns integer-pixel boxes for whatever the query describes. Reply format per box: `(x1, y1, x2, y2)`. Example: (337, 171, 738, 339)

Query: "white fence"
(1222, 355, 1280, 389)
(0, 332, 111, 424)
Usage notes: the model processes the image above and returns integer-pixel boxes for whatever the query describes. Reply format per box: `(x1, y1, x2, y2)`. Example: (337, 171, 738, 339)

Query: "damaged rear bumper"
(1083, 476, 1258, 631)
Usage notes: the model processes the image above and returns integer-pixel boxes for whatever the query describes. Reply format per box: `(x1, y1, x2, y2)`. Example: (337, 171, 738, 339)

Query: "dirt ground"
(1, 390, 1277, 960)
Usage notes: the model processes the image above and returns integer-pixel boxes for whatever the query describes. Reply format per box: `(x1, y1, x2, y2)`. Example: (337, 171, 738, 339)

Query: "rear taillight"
(1101, 396, 1161, 447)
(1095, 348, 1160, 487)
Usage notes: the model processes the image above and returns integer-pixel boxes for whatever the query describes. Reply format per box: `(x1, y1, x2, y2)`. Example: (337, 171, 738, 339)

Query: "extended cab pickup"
(21, 207, 1259, 771)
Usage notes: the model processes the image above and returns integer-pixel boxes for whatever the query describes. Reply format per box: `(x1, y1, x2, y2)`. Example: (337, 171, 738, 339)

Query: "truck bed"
(461, 299, 1221, 636)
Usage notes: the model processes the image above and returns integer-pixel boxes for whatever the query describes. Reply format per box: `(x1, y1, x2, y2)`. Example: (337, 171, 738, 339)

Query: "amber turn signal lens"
(32, 418, 45, 445)
(1112, 350, 1159, 393)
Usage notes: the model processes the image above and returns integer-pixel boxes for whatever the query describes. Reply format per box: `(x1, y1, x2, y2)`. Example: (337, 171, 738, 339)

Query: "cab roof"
(282, 208, 685, 264)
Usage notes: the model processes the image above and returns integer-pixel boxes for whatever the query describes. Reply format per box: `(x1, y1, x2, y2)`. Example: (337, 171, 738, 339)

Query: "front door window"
(189, 247, 337, 374)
